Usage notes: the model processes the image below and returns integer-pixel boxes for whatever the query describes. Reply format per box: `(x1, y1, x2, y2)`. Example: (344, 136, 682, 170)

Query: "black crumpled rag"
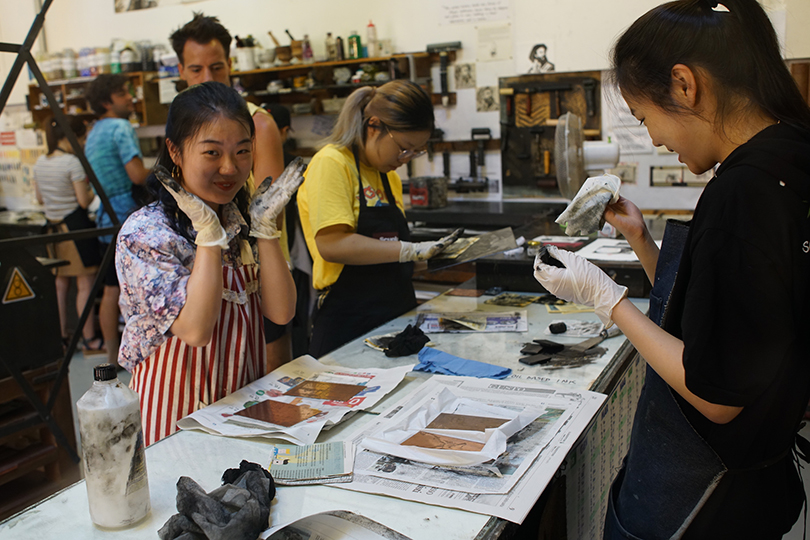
(385, 324, 430, 357)
(158, 460, 276, 540)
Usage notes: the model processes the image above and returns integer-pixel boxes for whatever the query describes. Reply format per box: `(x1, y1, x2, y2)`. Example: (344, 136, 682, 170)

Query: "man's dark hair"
(170, 12, 232, 65)
(85, 73, 129, 116)
(262, 103, 291, 131)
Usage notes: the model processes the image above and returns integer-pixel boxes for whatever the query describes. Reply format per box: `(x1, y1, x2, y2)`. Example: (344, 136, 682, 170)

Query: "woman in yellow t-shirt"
(298, 80, 459, 357)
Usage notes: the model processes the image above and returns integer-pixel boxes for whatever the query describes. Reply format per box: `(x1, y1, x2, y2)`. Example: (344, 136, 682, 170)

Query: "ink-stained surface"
(235, 400, 321, 427)
(283, 380, 366, 402)
(402, 431, 485, 452)
(426, 413, 508, 432)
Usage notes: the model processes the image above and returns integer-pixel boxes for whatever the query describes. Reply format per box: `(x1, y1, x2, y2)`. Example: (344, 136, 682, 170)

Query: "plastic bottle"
(302, 34, 313, 64)
(62, 49, 78, 79)
(347, 30, 362, 59)
(96, 47, 111, 75)
(366, 20, 378, 58)
(76, 364, 150, 528)
(335, 36, 345, 61)
(78, 48, 93, 77)
(325, 32, 337, 61)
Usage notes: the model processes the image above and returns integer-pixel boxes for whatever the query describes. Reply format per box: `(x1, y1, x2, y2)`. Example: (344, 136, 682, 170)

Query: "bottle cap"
(94, 363, 117, 381)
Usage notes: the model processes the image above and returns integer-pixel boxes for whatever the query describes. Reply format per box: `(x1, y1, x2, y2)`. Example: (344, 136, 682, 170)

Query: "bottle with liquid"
(347, 30, 362, 59)
(366, 20, 378, 58)
(335, 36, 345, 61)
(325, 32, 337, 61)
(62, 49, 78, 79)
(302, 34, 314, 64)
(76, 364, 150, 528)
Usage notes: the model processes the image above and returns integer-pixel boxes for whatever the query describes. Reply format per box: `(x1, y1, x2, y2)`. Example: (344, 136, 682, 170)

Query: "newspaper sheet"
(335, 375, 605, 523)
(176, 356, 414, 445)
(415, 310, 528, 333)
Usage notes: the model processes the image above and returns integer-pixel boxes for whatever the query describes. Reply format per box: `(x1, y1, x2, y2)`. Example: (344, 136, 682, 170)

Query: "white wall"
(0, 0, 40, 107)
(2, 0, 807, 210)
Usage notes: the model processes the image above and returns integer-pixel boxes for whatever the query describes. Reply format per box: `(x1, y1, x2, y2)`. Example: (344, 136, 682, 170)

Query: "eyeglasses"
(385, 126, 427, 161)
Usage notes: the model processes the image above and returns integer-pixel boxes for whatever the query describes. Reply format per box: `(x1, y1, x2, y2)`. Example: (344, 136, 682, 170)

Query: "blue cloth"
(414, 347, 511, 379)
(85, 117, 141, 199)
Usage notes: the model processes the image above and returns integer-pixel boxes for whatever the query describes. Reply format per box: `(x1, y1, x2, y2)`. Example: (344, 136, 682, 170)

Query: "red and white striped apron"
(130, 255, 266, 446)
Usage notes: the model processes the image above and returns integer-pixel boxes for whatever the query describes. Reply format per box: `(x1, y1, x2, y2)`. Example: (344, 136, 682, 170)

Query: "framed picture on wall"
(650, 166, 712, 187)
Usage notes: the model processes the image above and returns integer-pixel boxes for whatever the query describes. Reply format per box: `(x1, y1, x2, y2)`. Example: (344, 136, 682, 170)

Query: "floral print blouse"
(115, 202, 258, 372)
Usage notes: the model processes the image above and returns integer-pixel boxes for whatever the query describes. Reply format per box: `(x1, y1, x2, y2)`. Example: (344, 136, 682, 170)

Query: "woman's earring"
(172, 165, 182, 182)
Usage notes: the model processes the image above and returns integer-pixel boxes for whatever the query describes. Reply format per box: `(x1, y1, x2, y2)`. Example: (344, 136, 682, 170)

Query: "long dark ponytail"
(611, 0, 810, 131)
(146, 81, 255, 244)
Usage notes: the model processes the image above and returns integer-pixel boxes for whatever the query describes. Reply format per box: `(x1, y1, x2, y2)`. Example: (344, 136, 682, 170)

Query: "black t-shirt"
(664, 123, 810, 470)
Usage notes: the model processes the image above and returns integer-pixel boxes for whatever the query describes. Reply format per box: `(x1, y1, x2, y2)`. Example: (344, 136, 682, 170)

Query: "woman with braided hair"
(533, 1, 810, 537)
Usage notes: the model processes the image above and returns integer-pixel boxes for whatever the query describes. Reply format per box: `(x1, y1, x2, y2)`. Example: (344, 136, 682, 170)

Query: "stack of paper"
(336, 376, 605, 524)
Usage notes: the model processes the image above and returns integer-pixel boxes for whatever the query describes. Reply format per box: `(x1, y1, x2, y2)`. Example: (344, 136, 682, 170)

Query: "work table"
(0, 285, 648, 540)
(406, 200, 567, 229)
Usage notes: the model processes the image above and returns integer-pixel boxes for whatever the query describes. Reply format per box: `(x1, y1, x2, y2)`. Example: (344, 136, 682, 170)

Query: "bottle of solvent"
(366, 20, 378, 58)
(76, 364, 150, 528)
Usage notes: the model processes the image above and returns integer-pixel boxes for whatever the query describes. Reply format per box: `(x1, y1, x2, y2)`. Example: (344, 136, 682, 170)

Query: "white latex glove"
(155, 167, 228, 249)
(399, 228, 463, 263)
(249, 157, 306, 239)
(532, 245, 628, 327)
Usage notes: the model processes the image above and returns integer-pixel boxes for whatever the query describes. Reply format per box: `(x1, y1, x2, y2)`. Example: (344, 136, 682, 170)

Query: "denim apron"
(604, 219, 727, 540)
(308, 148, 416, 358)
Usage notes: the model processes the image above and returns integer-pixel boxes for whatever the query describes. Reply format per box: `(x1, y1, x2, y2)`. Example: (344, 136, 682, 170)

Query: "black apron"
(604, 219, 727, 540)
(308, 148, 416, 358)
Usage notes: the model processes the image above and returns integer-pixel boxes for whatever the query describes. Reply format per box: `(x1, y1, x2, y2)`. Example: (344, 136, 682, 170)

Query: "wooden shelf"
(233, 52, 431, 76)
(27, 71, 168, 128)
(0, 442, 58, 486)
(238, 50, 457, 118)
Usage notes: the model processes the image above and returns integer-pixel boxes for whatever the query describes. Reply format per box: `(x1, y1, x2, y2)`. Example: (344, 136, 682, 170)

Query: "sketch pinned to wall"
(115, 0, 197, 13)
(476, 23, 513, 62)
(527, 44, 555, 74)
(609, 163, 638, 184)
(455, 63, 476, 90)
(650, 166, 712, 187)
(610, 126, 654, 155)
(115, 0, 158, 11)
(312, 115, 337, 137)
(439, 0, 510, 26)
(476, 87, 499, 112)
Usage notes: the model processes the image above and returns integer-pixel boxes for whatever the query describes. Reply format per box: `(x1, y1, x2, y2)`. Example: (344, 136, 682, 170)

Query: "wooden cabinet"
(498, 70, 603, 196)
(234, 52, 456, 115)
(788, 58, 810, 105)
(26, 71, 168, 128)
(0, 362, 80, 521)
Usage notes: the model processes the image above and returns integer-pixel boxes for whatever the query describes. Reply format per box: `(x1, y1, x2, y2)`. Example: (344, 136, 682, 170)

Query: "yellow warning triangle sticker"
(3, 267, 36, 304)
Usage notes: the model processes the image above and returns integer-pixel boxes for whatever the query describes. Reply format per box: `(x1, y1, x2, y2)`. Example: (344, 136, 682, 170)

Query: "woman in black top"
(534, 1, 810, 538)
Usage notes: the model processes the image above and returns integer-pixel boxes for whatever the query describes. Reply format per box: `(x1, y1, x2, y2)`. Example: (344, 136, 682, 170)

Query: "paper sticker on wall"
(3, 267, 35, 304)
(476, 22, 513, 62)
(650, 166, 712, 187)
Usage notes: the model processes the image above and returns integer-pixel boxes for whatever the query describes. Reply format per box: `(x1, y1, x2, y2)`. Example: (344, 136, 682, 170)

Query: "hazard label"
(3, 267, 36, 304)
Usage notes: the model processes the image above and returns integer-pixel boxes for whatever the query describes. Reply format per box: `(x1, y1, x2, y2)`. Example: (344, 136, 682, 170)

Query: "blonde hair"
(326, 80, 434, 149)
